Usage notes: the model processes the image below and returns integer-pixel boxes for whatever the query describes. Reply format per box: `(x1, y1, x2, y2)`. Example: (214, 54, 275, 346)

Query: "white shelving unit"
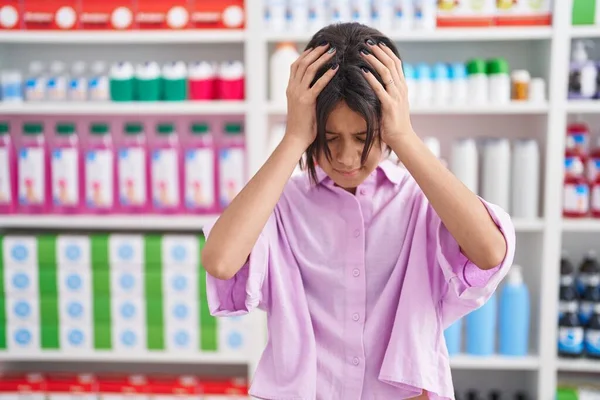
(2, 0, 600, 398)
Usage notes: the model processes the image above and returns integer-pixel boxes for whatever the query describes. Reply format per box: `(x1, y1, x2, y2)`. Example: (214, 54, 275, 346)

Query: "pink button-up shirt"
(203, 159, 516, 400)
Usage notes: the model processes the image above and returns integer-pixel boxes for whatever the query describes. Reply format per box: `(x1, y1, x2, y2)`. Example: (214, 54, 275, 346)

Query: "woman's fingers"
(290, 46, 315, 78)
(301, 46, 337, 88)
(376, 42, 406, 85)
(360, 46, 399, 96)
(308, 63, 339, 97)
(291, 43, 330, 85)
(361, 66, 390, 105)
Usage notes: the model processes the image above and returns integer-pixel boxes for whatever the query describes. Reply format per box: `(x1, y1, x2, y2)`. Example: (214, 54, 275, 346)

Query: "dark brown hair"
(300, 22, 401, 183)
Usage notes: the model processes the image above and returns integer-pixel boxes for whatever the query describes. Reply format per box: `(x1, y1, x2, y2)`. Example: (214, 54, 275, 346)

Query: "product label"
(109, 235, 144, 266)
(18, 147, 45, 206)
(85, 149, 113, 209)
(52, 148, 79, 206)
(185, 148, 214, 209)
(136, 0, 189, 29)
(585, 329, 600, 356)
(23, 0, 78, 30)
(219, 148, 244, 207)
(563, 183, 589, 214)
(0, 147, 11, 204)
(118, 147, 146, 207)
(162, 235, 198, 266)
(80, 0, 134, 30)
(558, 326, 584, 355)
(151, 149, 180, 208)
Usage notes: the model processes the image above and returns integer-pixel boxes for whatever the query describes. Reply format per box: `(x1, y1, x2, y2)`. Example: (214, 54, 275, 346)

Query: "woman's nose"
(335, 141, 359, 167)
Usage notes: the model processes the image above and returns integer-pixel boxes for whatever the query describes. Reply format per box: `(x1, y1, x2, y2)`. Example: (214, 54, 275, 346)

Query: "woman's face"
(317, 101, 384, 193)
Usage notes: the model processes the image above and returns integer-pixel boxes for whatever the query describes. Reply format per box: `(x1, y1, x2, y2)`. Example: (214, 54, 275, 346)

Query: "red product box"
(201, 378, 248, 397)
(22, 0, 78, 30)
(97, 374, 150, 396)
(0, 373, 47, 396)
(45, 373, 97, 396)
(135, 0, 191, 30)
(149, 375, 201, 396)
(189, 0, 245, 30)
(79, 0, 135, 30)
(0, 1, 22, 30)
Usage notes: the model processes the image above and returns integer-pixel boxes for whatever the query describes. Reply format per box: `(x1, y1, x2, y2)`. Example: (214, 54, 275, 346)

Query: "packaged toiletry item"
(47, 61, 68, 102)
(568, 41, 597, 100)
(449, 63, 468, 105)
(135, 61, 162, 101)
(0, 70, 22, 103)
(511, 139, 540, 219)
(163, 61, 188, 101)
(415, 63, 433, 106)
(566, 122, 590, 156)
(189, 0, 245, 29)
(18, 122, 49, 213)
(135, 0, 190, 29)
(68, 61, 88, 102)
(481, 138, 511, 212)
(466, 294, 497, 356)
(188, 61, 217, 100)
(22, 0, 78, 30)
(414, 0, 436, 29)
(351, 0, 371, 25)
(436, 0, 495, 27)
(264, 0, 287, 31)
(0, 1, 20, 29)
(487, 58, 511, 104)
(289, 0, 309, 31)
(403, 63, 417, 106)
(0, 122, 16, 213)
(466, 58, 488, 104)
(270, 43, 300, 104)
(85, 123, 115, 213)
(432, 63, 450, 105)
(580, 279, 600, 326)
(89, 61, 110, 101)
(151, 123, 181, 212)
(451, 138, 478, 194)
(391, 0, 413, 31)
(585, 302, 600, 358)
(330, 0, 352, 23)
(577, 250, 600, 298)
(79, 0, 134, 30)
(185, 122, 216, 213)
(219, 122, 246, 208)
(308, 0, 326, 31)
(511, 70, 530, 101)
(499, 265, 530, 356)
(110, 61, 135, 102)
(51, 123, 81, 212)
(563, 155, 589, 218)
(559, 252, 578, 321)
(118, 123, 148, 212)
(217, 61, 245, 100)
(558, 300, 585, 358)
(495, 0, 552, 26)
(24, 61, 46, 102)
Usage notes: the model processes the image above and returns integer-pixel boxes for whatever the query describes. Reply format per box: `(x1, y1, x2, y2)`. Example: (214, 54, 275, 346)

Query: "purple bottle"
(0, 122, 16, 214)
(218, 122, 246, 210)
(85, 123, 116, 213)
(184, 122, 217, 214)
(118, 122, 149, 213)
(18, 122, 50, 214)
(151, 123, 181, 213)
(51, 122, 82, 213)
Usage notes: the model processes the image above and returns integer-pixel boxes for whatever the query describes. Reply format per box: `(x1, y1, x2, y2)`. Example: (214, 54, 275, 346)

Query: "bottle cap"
(572, 40, 590, 63)
(466, 58, 486, 75)
(511, 70, 531, 82)
(72, 61, 86, 75)
(432, 63, 449, 80)
(415, 63, 431, 80)
(56, 123, 76, 135)
(90, 123, 109, 135)
(191, 123, 210, 135)
(277, 42, 299, 52)
(449, 63, 467, 80)
(156, 123, 175, 135)
(486, 58, 509, 75)
(507, 264, 524, 286)
(224, 123, 243, 135)
(402, 63, 415, 80)
(0, 122, 9, 135)
(23, 123, 43, 135)
(125, 123, 143, 135)
(28, 61, 44, 75)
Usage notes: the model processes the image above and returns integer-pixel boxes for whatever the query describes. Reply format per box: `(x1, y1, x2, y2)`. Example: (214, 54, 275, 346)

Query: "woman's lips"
(336, 168, 360, 177)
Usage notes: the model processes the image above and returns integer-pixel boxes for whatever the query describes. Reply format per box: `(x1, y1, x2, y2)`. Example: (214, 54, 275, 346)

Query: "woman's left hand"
(360, 40, 415, 147)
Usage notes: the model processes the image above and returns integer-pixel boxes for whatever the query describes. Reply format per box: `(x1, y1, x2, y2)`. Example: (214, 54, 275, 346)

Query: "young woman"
(201, 23, 515, 400)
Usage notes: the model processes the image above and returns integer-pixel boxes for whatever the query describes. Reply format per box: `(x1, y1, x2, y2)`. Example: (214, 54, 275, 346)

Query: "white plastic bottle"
(24, 61, 46, 102)
(466, 58, 488, 105)
(511, 139, 540, 219)
(393, 0, 414, 30)
(414, 0, 436, 30)
(449, 63, 468, 105)
(289, 0, 309, 31)
(270, 43, 300, 105)
(415, 63, 433, 106)
(330, 0, 352, 23)
(482, 138, 511, 211)
(265, 0, 288, 31)
(451, 138, 479, 194)
(47, 61, 68, 102)
(351, 0, 371, 25)
(373, 0, 394, 32)
(0, 70, 23, 103)
(569, 40, 597, 100)
(487, 58, 511, 105)
(403, 63, 417, 106)
(68, 61, 88, 102)
(88, 61, 110, 102)
(432, 63, 450, 106)
(308, 0, 327, 30)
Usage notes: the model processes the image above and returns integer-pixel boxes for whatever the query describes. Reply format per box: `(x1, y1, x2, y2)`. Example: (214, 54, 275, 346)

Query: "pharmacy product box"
(436, 0, 495, 27)
(201, 378, 248, 399)
(79, 0, 134, 30)
(496, 0, 552, 26)
(97, 375, 151, 399)
(0, 374, 46, 400)
(572, 0, 596, 25)
(189, 0, 245, 30)
(162, 234, 200, 267)
(148, 375, 201, 398)
(22, 0, 78, 30)
(3, 235, 38, 268)
(109, 235, 144, 267)
(0, 1, 21, 29)
(46, 373, 97, 400)
(136, 0, 191, 30)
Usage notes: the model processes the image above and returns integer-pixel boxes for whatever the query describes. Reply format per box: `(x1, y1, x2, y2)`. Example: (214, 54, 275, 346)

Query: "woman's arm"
(202, 43, 338, 280)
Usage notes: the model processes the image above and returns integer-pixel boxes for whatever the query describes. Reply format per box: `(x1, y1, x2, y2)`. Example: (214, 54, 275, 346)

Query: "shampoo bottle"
(466, 294, 497, 356)
(499, 265, 530, 356)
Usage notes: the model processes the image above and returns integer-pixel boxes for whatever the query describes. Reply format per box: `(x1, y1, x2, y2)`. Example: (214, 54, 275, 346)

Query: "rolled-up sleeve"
(432, 197, 516, 327)
(202, 213, 278, 317)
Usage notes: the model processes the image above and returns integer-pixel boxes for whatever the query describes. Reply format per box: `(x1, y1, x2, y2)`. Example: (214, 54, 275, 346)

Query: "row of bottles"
(444, 266, 530, 357)
(455, 390, 530, 400)
(558, 251, 600, 359)
(0, 119, 246, 215)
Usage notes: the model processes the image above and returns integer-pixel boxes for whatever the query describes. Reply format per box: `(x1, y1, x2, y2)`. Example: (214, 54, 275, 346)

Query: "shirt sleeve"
(202, 211, 279, 317)
(430, 197, 516, 328)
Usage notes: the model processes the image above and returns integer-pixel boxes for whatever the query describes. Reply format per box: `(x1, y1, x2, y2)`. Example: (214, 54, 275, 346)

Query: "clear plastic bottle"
(151, 123, 181, 213)
(47, 61, 68, 102)
(24, 61, 46, 102)
(85, 123, 116, 213)
(88, 61, 110, 102)
(185, 122, 216, 214)
(68, 61, 88, 102)
(118, 123, 149, 213)
(0, 122, 16, 213)
(18, 122, 49, 213)
(51, 122, 82, 213)
(218, 122, 246, 210)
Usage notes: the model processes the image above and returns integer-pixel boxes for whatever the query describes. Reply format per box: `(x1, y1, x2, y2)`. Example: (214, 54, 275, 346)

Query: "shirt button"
(359, 188, 367, 195)
(352, 357, 360, 366)
(353, 229, 360, 238)
(352, 313, 360, 321)
(353, 269, 360, 277)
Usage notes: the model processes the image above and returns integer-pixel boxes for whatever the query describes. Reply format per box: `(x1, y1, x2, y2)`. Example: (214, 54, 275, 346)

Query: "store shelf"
(449, 355, 540, 370)
(562, 219, 600, 233)
(0, 351, 247, 364)
(570, 26, 600, 38)
(0, 101, 247, 115)
(0, 215, 218, 231)
(265, 27, 553, 43)
(0, 30, 245, 44)
(566, 100, 600, 114)
(557, 359, 600, 373)
(513, 218, 546, 232)
(266, 102, 549, 115)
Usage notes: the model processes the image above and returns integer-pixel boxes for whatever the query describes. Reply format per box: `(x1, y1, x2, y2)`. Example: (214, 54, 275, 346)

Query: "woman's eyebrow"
(325, 131, 367, 136)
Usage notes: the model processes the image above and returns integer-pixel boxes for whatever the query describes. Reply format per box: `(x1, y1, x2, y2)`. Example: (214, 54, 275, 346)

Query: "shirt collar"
(313, 159, 404, 187)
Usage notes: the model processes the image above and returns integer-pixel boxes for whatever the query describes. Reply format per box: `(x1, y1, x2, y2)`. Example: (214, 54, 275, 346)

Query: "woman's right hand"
(285, 43, 338, 149)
